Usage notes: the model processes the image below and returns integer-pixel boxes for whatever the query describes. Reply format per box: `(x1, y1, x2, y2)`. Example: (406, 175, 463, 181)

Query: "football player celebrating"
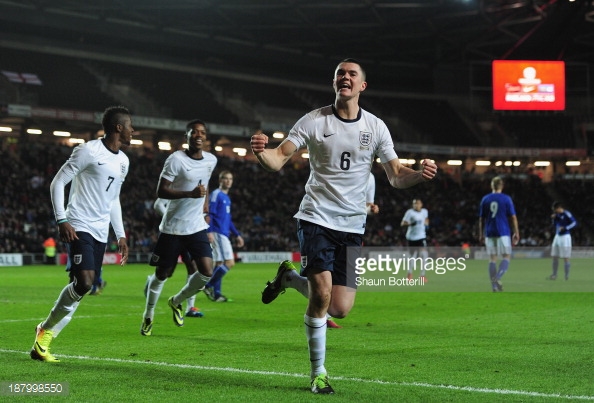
(31, 106, 133, 362)
(251, 58, 437, 394)
(140, 119, 216, 336)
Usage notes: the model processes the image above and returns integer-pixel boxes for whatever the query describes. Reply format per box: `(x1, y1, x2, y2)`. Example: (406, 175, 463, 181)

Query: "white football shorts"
(211, 232, 234, 262)
(551, 234, 572, 258)
(485, 236, 512, 256)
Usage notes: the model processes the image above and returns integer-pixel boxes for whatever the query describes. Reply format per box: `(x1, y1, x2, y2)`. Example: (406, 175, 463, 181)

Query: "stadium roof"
(1, 0, 594, 93)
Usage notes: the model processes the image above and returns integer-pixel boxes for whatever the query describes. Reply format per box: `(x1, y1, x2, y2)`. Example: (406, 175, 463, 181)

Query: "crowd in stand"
(0, 141, 590, 255)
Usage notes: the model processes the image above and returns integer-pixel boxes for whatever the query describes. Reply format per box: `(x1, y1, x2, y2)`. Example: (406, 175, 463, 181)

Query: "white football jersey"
(402, 208, 429, 241)
(153, 198, 168, 217)
(287, 105, 397, 234)
(51, 139, 129, 242)
(158, 150, 217, 235)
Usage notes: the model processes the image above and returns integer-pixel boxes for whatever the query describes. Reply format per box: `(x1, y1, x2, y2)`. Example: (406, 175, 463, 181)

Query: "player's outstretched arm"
(250, 131, 297, 172)
(383, 158, 437, 189)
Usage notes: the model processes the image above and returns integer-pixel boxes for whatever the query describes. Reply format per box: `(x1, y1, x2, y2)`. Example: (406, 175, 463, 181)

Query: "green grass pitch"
(0, 260, 592, 402)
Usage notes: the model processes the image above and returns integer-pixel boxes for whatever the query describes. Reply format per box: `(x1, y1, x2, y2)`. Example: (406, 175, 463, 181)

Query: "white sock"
(285, 270, 309, 298)
(304, 314, 327, 379)
(42, 282, 83, 330)
(52, 300, 80, 338)
(420, 250, 428, 276)
(172, 272, 210, 306)
(186, 275, 196, 312)
(143, 275, 166, 320)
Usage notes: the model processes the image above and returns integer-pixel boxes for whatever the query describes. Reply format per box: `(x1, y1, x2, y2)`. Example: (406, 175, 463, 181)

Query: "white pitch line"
(0, 308, 215, 324)
(1, 349, 593, 401)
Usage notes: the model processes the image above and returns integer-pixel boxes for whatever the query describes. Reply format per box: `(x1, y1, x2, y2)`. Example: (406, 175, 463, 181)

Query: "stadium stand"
(80, 61, 241, 124)
(376, 98, 481, 146)
(1, 50, 592, 255)
(1, 48, 115, 111)
(497, 115, 577, 148)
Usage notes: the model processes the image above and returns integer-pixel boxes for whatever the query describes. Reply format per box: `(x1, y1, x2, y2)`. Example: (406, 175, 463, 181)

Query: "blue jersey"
(479, 192, 516, 237)
(553, 210, 577, 236)
(209, 188, 240, 238)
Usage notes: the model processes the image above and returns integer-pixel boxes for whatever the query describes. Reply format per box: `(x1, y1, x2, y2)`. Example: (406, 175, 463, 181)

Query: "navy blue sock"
(207, 265, 229, 296)
(214, 278, 222, 297)
(496, 259, 509, 280)
(488, 262, 497, 281)
(552, 259, 559, 276)
(564, 262, 570, 279)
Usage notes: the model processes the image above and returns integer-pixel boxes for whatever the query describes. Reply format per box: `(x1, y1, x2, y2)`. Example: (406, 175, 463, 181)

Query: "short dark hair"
(186, 119, 207, 132)
(102, 106, 130, 135)
(552, 201, 563, 210)
(338, 58, 366, 80)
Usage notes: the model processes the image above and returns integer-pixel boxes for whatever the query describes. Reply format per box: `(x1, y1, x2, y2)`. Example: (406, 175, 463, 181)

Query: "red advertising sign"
(492, 60, 565, 110)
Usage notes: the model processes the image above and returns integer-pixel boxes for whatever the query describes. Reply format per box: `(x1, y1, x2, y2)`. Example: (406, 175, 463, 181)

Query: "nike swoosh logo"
(323, 133, 336, 138)
(98, 162, 106, 165)
(35, 342, 46, 353)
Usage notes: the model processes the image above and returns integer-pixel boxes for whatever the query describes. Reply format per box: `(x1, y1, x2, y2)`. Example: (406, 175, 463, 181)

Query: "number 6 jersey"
(287, 105, 397, 234)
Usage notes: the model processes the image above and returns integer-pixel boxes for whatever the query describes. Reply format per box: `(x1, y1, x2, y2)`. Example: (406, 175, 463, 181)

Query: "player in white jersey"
(147, 198, 203, 317)
(401, 198, 430, 281)
(251, 59, 437, 394)
(140, 119, 217, 336)
(31, 106, 133, 362)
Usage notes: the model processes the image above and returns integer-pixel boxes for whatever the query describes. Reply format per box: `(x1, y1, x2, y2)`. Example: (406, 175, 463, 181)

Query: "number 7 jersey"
(287, 105, 397, 234)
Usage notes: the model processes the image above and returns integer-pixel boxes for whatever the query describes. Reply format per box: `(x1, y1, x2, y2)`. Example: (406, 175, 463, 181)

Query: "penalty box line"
(1, 349, 593, 401)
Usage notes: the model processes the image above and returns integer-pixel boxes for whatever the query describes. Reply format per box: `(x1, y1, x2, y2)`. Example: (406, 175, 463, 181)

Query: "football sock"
(185, 274, 196, 311)
(496, 259, 509, 280)
(564, 262, 570, 279)
(304, 314, 327, 379)
(286, 270, 309, 298)
(214, 278, 222, 297)
(172, 272, 211, 305)
(488, 262, 497, 281)
(420, 250, 428, 276)
(42, 282, 83, 330)
(552, 259, 559, 277)
(143, 274, 165, 321)
(52, 300, 80, 338)
(206, 264, 229, 297)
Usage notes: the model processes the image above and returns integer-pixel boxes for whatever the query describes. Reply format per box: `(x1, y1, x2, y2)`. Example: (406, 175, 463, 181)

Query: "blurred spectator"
(42, 236, 56, 264)
(1, 141, 591, 253)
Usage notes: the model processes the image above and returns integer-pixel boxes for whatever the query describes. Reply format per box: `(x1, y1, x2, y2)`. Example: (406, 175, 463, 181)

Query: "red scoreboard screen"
(492, 60, 565, 111)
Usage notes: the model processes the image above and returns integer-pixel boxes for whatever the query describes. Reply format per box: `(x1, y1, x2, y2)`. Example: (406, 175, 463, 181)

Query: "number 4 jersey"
(287, 105, 397, 234)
